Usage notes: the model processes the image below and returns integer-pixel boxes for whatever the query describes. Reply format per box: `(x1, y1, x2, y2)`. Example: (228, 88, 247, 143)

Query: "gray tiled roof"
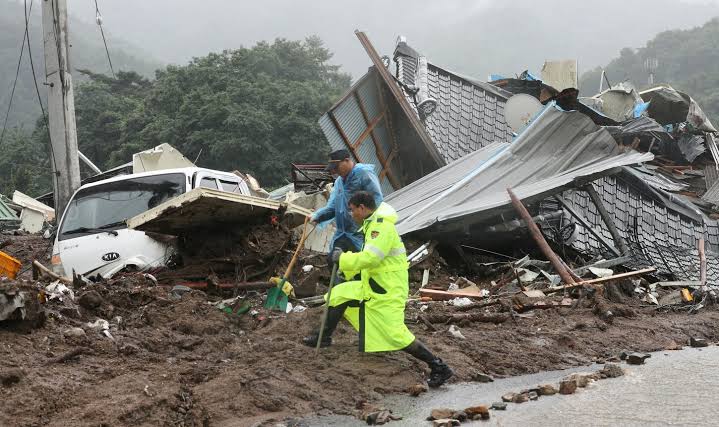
(564, 171, 719, 282)
(393, 42, 514, 163)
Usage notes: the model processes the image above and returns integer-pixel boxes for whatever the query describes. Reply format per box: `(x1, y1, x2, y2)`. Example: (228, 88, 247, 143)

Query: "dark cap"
(325, 149, 351, 172)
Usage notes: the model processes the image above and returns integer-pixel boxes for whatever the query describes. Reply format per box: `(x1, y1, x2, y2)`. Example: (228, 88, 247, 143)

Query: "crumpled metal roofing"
(386, 104, 654, 235)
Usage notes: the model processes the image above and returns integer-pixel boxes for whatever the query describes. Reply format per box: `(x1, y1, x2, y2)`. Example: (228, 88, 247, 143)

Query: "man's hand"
(308, 213, 318, 225)
(331, 247, 344, 264)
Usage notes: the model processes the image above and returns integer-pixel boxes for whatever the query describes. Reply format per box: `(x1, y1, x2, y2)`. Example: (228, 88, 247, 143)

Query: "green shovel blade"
(264, 286, 288, 311)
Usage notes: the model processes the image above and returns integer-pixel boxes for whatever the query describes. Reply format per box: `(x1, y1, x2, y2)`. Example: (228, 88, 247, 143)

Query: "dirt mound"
(2, 271, 719, 426)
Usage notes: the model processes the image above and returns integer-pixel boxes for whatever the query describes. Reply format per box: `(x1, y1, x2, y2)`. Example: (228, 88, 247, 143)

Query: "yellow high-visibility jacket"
(329, 202, 415, 352)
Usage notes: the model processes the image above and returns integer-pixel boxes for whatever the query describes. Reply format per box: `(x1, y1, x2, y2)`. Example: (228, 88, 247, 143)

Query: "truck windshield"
(59, 173, 186, 240)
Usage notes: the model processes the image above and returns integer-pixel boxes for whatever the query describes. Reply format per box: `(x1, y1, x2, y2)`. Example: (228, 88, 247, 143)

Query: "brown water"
(308, 346, 719, 426)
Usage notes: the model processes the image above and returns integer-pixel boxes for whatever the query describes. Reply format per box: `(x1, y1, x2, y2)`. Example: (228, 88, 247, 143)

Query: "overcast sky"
(64, 0, 719, 80)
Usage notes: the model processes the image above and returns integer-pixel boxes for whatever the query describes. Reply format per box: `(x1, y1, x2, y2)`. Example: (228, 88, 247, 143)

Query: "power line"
(94, 0, 116, 78)
(0, 0, 34, 148)
(24, 0, 60, 186)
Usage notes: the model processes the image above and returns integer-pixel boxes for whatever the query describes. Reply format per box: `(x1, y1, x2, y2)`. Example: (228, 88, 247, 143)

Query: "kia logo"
(102, 252, 120, 262)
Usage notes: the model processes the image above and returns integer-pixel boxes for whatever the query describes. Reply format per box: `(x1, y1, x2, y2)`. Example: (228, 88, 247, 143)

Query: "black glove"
(331, 247, 344, 264)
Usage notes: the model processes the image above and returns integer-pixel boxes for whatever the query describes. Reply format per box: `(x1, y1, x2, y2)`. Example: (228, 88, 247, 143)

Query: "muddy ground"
(2, 234, 719, 426)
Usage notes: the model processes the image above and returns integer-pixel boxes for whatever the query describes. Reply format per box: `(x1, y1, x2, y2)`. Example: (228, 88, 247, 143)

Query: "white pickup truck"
(51, 167, 251, 278)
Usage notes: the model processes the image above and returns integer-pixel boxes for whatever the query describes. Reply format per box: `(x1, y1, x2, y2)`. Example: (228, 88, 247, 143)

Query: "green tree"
(75, 36, 350, 187)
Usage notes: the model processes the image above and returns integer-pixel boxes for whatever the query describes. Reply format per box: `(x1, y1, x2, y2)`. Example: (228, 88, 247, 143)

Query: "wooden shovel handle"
(281, 215, 313, 280)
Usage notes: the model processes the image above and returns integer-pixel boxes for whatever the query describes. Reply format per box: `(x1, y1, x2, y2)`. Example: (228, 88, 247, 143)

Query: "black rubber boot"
(302, 305, 346, 348)
(403, 340, 454, 388)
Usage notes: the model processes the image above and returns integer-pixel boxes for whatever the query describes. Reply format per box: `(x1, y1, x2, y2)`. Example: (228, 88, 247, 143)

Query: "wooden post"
(507, 188, 576, 285)
(699, 238, 707, 289)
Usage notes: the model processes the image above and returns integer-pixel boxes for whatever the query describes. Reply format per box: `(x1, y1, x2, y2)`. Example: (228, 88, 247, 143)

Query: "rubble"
(2, 28, 719, 427)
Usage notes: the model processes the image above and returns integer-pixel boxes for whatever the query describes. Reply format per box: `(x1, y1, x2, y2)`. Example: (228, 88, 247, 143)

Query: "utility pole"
(41, 0, 80, 215)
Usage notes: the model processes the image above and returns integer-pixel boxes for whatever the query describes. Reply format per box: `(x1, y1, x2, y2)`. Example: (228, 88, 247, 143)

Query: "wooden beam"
(508, 188, 576, 285)
(544, 267, 657, 293)
(699, 238, 707, 289)
(327, 110, 363, 163)
(351, 110, 384, 150)
(356, 30, 445, 168)
(584, 184, 630, 255)
(353, 92, 401, 189)
(419, 288, 487, 301)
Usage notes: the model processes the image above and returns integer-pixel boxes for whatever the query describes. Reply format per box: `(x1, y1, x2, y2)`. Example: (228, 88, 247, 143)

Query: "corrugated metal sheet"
(386, 104, 654, 235)
(0, 197, 19, 221)
(702, 180, 719, 205)
(318, 71, 397, 194)
(706, 133, 719, 169)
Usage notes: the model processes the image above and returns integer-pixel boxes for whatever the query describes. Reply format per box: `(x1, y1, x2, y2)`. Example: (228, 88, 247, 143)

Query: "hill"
(580, 18, 719, 123)
(0, 0, 161, 129)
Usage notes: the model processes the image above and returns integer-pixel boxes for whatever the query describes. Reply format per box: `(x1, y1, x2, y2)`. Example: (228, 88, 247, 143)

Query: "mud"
(2, 268, 719, 427)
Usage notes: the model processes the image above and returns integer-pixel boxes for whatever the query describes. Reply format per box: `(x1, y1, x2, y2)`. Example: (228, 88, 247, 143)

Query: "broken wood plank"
(508, 188, 575, 285)
(544, 267, 657, 293)
(419, 288, 487, 301)
(32, 260, 72, 285)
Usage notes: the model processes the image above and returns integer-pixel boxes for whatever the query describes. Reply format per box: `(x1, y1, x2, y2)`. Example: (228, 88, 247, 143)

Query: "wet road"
(307, 346, 719, 426)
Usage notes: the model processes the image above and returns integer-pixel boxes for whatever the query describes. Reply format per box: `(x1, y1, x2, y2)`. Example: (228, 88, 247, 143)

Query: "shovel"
(316, 261, 339, 354)
(264, 216, 314, 311)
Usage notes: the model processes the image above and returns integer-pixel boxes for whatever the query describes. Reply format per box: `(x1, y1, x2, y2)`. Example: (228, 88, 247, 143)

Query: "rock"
(665, 340, 683, 351)
(528, 391, 539, 400)
(472, 372, 494, 383)
(559, 379, 577, 395)
(565, 373, 592, 388)
(599, 363, 624, 378)
(464, 405, 488, 417)
(408, 384, 428, 397)
(429, 408, 454, 421)
(501, 393, 516, 403)
(78, 290, 102, 309)
(432, 419, 460, 427)
(465, 405, 490, 420)
(0, 368, 24, 386)
(62, 327, 86, 338)
(690, 337, 709, 348)
(512, 393, 529, 403)
(626, 353, 650, 365)
(450, 411, 467, 422)
(491, 402, 507, 410)
(538, 384, 558, 396)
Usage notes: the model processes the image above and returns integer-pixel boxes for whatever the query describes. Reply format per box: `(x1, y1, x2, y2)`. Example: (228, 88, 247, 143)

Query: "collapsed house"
(320, 31, 719, 284)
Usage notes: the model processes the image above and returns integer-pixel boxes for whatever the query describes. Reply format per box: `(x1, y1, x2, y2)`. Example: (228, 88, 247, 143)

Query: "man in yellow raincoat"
(303, 191, 453, 388)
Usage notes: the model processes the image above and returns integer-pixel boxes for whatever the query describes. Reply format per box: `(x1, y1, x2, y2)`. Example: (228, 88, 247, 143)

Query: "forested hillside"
(580, 18, 719, 124)
(0, 36, 350, 196)
(0, 0, 160, 129)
